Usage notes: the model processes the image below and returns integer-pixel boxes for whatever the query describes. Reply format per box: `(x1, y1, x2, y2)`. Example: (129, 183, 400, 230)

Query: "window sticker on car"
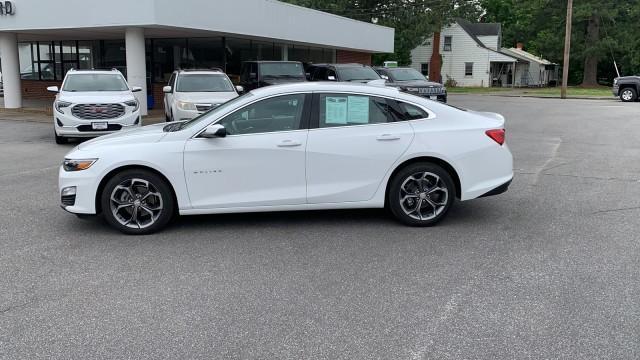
(347, 96, 369, 124)
(325, 97, 348, 124)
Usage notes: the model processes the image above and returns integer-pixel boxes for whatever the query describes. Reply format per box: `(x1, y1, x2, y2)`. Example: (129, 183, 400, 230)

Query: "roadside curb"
(449, 93, 616, 101)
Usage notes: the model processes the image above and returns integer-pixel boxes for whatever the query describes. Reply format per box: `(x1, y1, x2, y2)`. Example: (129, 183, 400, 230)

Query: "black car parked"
(307, 63, 382, 83)
(239, 61, 307, 92)
(613, 76, 640, 102)
(374, 67, 447, 103)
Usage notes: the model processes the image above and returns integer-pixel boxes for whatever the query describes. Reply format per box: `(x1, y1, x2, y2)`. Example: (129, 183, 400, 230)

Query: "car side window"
(218, 94, 307, 135)
(317, 93, 393, 128)
(393, 100, 429, 121)
(168, 73, 176, 88)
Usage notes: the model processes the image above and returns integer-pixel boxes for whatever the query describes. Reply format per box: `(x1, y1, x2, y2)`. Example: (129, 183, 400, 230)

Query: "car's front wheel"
(100, 169, 175, 235)
(388, 163, 455, 226)
(54, 129, 67, 144)
(620, 87, 637, 102)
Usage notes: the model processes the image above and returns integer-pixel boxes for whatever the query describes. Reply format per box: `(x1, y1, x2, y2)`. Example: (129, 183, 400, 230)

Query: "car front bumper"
(58, 166, 100, 215)
(54, 111, 141, 138)
(612, 85, 619, 96)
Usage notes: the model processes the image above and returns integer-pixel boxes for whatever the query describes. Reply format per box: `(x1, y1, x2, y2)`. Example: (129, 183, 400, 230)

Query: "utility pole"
(561, 0, 573, 99)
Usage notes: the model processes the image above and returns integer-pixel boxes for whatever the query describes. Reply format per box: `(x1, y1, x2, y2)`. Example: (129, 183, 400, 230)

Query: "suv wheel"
(620, 87, 637, 102)
(54, 129, 68, 144)
(388, 163, 455, 226)
(101, 169, 175, 235)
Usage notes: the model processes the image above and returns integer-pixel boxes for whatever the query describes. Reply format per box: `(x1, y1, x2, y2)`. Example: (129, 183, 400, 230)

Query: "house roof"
(453, 18, 516, 63)
(501, 48, 556, 66)
(455, 18, 501, 49)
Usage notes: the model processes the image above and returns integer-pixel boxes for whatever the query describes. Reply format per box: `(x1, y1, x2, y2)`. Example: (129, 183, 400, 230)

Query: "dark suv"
(307, 63, 382, 83)
(613, 76, 640, 102)
(374, 67, 447, 103)
(239, 61, 307, 92)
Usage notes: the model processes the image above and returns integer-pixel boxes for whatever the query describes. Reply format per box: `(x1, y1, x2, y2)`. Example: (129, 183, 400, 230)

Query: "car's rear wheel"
(620, 87, 637, 102)
(100, 169, 175, 235)
(388, 163, 455, 226)
(54, 129, 68, 144)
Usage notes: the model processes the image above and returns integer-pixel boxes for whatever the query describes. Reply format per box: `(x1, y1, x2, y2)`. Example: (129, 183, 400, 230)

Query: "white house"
(501, 45, 559, 87)
(411, 19, 517, 87)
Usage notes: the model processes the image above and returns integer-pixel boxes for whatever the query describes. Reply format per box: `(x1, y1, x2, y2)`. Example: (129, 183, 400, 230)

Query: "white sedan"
(59, 82, 513, 235)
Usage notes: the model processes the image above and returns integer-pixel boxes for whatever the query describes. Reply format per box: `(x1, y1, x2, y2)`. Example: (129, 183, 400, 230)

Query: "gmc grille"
(72, 104, 125, 120)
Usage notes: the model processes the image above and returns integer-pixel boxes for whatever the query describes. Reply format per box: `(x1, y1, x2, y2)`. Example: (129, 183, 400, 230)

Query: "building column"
(125, 27, 148, 116)
(0, 32, 22, 109)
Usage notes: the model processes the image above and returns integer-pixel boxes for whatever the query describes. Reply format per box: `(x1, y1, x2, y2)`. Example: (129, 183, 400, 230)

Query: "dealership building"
(0, 0, 394, 114)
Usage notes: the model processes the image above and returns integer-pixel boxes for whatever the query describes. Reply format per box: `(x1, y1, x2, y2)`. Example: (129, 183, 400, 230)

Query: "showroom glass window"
(19, 41, 99, 81)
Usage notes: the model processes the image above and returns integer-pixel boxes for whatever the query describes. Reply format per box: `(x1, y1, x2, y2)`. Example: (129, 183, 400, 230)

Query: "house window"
(420, 63, 429, 76)
(443, 36, 452, 52)
(464, 62, 473, 76)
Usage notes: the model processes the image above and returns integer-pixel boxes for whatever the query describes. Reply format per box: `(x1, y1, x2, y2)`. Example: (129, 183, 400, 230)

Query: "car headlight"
(613, 79, 618, 85)
(177, 101, 197, 111)
(63, 159, 98, 172)
(55, 101, 72, 114)
(124, 99, 139, 112)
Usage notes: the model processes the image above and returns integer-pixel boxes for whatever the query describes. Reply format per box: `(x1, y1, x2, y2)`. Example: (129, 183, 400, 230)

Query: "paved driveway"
(1, 96, 639, 359)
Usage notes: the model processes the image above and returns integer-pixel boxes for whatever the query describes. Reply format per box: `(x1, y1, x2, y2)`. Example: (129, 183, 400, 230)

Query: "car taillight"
(486, 129, 505, 145)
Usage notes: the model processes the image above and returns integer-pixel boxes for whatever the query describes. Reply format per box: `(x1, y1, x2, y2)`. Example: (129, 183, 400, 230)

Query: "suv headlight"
(124, 99, 139, 112)
(177, 101, 197, 111)
(63, 159, 97, 172)
(55, 101, 72, 114)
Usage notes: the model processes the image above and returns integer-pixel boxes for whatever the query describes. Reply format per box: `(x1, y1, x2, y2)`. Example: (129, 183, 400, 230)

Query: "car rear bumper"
(478, 178, 512, 198)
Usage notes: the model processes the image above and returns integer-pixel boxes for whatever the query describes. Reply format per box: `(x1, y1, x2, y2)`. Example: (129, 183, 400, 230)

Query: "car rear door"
(305, 92, 414, 204)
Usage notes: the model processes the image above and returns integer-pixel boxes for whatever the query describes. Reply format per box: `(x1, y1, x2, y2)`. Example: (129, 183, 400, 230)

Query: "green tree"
(282, 0, 482, 65)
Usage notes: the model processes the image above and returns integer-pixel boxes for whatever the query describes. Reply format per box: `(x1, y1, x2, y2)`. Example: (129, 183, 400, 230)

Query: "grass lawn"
(448, 86, 613, 97)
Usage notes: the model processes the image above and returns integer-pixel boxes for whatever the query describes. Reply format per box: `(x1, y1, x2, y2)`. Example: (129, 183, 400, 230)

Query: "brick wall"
(22, 80, 61, 101)
(336, 50, 372, 65)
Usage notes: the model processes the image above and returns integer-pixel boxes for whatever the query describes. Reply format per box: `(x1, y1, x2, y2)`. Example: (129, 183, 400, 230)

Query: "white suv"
(163, 69, 241, 122)
(48, 69, 142, 144)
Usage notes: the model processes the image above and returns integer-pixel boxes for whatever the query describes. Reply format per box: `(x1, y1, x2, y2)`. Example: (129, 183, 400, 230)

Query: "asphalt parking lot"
(1, 95, 639, 359)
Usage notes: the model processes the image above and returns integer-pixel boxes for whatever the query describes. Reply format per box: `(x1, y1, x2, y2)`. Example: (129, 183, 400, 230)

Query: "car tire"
(620, 87, 637, 102)
(100, 169, 175, 235)
(54, 129, 68, 144)
(165, 111, 171, 122)
(388, 163, 455, 227)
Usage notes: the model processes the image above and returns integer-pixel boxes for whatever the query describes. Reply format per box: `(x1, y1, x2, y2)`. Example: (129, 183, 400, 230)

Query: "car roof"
(66, 69, 123, 75)
(249, 82, 398, 98)
(243, 61, 303, 64)
(310, 63, 372, 69)
(176, 69, 225, 75)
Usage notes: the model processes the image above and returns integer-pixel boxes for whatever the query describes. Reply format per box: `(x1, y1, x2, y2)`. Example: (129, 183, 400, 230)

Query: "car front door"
(306, 93, 414, 204)
(183, 93, 311, 209)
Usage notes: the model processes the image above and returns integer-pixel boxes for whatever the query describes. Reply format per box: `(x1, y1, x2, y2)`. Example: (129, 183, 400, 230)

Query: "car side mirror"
(163, 86, 172, 93)
(327, 75, 336, 81)
(132, 86, 143, 93)
(235, 85, 244, 93)
(47, 86, 59, 93)
(200, 124, 227, 138)
(380, 74, 389, 80)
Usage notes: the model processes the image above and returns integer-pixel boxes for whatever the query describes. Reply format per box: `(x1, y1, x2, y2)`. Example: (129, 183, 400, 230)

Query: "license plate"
(92, 122, 108, 130)
(429, 96, 438, 100)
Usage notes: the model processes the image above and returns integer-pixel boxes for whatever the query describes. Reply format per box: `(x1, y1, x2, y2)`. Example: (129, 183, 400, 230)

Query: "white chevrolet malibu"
(59, 82, 513, 235)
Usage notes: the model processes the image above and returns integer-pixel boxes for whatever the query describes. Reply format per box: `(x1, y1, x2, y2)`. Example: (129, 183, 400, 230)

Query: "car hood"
(388, 80, 444, 88)
(77, 123, 168, 151)
(174, 91, 238, 104)
(58, 91, 135, 103)
(261, 78, 307, 85)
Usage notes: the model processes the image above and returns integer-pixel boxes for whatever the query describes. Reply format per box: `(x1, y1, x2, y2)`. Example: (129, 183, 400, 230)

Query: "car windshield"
(387, 68, 428, 81)
(63, 74, 129, 92)
(260, 63, 305, 78)
(176, 74, 234, 92)
(337, 67, 381, 82)
(165, 92, 255, 132)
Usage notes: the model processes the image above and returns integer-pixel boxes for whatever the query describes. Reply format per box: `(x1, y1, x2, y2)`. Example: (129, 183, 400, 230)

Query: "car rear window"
(63, 74, 129, 92)
(337, 67, 381, 82)
(259, 63, 306, 79)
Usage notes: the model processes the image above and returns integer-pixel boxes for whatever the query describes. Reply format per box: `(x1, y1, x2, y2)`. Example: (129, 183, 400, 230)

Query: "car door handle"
(377, 134, 401, 141)
(277, 140, 302, 147)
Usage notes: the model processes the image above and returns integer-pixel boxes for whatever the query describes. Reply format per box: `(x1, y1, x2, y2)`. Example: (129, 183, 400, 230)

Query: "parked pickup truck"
(613, 76, 640, 102)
